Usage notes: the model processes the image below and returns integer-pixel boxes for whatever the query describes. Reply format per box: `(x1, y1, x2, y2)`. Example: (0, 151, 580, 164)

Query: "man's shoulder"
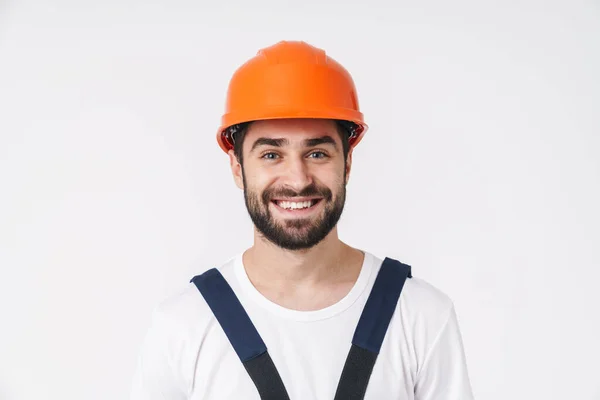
(401, 275, 454, 315)
(369, 253, 455, 331)
(149, 258, 238, 332)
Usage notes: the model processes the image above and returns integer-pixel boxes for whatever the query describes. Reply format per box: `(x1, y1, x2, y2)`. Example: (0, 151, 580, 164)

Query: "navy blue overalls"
(190, 257, 412, 400)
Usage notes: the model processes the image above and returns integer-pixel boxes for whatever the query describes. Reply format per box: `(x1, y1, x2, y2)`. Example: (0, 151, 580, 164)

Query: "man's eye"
(261, 152, 279, 160)
(308, 151, 328, 159)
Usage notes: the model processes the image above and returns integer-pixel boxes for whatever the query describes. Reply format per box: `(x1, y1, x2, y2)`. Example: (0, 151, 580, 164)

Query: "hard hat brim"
(217, 107, 367, 153)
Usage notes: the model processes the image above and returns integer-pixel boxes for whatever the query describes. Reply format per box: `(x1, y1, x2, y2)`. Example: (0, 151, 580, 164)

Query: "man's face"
(230, 118, 351, 251)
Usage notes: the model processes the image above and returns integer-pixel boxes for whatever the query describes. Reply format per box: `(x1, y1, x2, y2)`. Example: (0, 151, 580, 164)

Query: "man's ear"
(229, 149, 244, 190)
(345, 147, 353, 185)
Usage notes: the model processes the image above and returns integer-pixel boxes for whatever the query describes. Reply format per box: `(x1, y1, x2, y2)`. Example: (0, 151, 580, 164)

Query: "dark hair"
(231, 120, 355, 165)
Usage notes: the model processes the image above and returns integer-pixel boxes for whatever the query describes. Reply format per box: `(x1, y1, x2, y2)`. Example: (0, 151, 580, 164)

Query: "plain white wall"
(1, 0, 599, 399)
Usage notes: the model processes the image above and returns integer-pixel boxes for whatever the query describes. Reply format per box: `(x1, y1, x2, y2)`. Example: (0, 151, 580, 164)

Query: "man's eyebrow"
(250, 135, 338, 152)
(250, 137, 289, 152)
(304, 135, 338, 148)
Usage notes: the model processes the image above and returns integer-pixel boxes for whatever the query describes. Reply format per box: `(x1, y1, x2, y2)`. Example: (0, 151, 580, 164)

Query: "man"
(130, 41, 474, 399)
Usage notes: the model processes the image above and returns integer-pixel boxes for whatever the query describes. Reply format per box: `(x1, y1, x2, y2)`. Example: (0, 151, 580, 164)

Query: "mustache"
(262, 183, 333, 203)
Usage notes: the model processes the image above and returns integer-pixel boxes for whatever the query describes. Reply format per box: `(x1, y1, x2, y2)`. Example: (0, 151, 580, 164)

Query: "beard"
(242, 172, 346, 251)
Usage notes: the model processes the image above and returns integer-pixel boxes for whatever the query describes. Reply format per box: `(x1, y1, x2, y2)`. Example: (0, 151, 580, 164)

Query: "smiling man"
(239, 119, 349, 253)
(130, 41, 474, 400)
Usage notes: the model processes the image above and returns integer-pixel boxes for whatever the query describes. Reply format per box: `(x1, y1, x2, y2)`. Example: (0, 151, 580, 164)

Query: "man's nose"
(282, 157, 313, 192)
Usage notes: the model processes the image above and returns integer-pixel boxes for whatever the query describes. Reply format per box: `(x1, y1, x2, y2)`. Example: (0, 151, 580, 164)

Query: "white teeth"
(277, 200, 314, 210)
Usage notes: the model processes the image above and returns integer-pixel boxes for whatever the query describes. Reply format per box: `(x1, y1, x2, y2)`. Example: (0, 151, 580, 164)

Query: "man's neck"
(241, 228, 364, 311)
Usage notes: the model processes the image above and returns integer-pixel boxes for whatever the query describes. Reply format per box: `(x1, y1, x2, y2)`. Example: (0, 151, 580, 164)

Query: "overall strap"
(190, 269, 290, 400)
(333, 257, 412, 400)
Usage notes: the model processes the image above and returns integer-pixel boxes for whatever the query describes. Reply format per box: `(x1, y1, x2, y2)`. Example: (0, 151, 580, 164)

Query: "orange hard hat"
(216, 41, 368, 153)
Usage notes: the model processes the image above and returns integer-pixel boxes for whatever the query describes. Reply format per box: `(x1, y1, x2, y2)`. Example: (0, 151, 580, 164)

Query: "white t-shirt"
(130, 251, 474, 399)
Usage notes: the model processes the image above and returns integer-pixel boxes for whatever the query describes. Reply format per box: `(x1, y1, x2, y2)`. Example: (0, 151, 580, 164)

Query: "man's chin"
(264, 233, 322, 251)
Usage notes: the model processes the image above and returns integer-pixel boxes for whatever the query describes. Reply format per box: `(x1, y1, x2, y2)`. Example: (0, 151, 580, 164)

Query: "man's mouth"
(271, 198, 322, 211)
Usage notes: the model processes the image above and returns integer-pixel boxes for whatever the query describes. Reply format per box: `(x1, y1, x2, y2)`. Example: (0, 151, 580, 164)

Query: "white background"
(1, 0, 599, 399)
